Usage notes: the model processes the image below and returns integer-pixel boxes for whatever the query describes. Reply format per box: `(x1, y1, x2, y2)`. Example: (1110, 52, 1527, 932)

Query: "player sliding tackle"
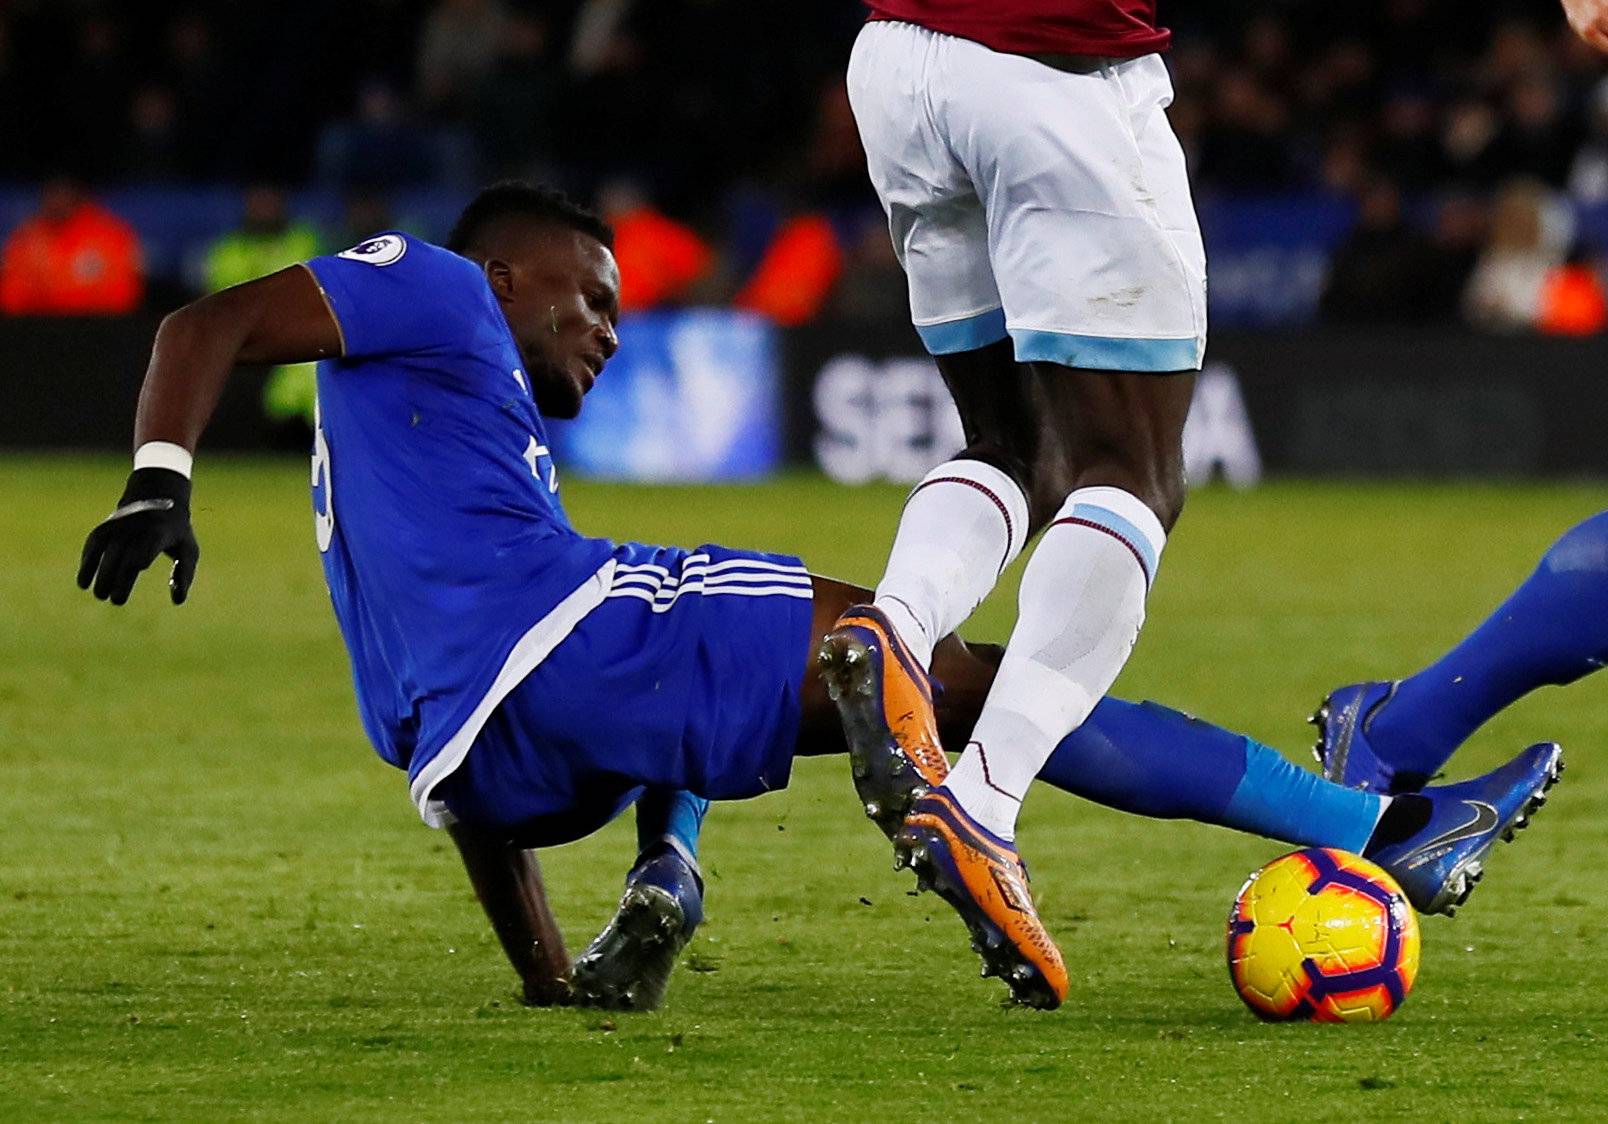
(77, 184, 1562, 1012)
(1313, 511, 1605, 795)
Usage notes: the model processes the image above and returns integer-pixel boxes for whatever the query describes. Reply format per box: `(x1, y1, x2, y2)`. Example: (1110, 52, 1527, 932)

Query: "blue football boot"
(570, 845, 704, 1011)
(1365, 742, 1564, 916)
(1310, 681, 1415, 793)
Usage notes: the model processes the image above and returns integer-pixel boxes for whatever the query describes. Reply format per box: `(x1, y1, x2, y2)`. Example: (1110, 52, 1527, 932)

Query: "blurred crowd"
(1173, 0, 1608, 331)
(6, 0, 1608, 334)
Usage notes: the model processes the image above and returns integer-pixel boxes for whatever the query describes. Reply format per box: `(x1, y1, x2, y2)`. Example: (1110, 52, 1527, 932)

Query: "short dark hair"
(446, 181, 614, 254)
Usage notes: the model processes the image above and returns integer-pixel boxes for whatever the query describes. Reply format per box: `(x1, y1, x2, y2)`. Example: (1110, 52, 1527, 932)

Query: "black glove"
(77, 467, 201, 606)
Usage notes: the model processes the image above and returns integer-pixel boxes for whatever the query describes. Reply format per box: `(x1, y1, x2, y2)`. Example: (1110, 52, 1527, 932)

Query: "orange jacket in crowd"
(0, 201, 144, 316)
(609, 205, 713, 312)
(1536, 262, 1608, 336)
(735, 214, 844, 327)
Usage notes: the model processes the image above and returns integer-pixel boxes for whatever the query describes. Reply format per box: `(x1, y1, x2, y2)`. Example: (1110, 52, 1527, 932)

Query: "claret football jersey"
(865, 0, 1170, 59)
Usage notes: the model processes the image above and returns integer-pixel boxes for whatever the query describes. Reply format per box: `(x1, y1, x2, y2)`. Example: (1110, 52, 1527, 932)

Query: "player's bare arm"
(449, 822, 572, 1006)
(77, 266, 340, 605)
(133, 265, 340, 452)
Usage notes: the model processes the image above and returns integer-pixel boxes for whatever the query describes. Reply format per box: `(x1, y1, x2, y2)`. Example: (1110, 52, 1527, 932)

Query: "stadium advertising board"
(785, 322, 1608, 481)
(547, 308, 783, 482)
(3, 313, 1608, 480)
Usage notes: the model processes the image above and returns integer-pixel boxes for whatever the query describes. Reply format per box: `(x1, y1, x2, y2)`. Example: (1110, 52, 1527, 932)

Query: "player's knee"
(1541, 511, 1608, 591)
(1027, 465, 1074, 531)
(1065, 459, 1185, 534)
(1148, 466, 1188, 532)
(954, 443, 1035, 508)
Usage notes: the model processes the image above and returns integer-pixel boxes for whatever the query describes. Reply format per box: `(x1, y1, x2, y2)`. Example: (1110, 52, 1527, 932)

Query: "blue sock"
(1368, 511, 1608, 779)
(634, 788, 709, 868)
(1040, 698, 1385, 852)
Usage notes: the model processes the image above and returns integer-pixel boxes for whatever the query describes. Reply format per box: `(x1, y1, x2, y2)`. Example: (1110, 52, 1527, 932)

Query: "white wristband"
(133, 441, 194, 479)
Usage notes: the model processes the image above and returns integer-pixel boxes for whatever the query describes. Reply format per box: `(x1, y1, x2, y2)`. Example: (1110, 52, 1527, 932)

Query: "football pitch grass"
(3, 457, 1605, 1120)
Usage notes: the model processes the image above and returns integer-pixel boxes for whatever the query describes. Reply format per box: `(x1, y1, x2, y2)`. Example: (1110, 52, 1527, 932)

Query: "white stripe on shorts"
(411, 558, 617, 827)
(606, 557, 811, 614)
(613, 554, 808, 579)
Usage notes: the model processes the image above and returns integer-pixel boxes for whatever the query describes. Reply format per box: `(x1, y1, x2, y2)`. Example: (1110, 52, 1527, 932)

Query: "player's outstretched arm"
(448, 823, 573, 1007)
(76, 265, 340, 605)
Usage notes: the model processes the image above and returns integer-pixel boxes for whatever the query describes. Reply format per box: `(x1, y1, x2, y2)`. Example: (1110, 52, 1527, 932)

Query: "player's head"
(448, 182, 619, 419)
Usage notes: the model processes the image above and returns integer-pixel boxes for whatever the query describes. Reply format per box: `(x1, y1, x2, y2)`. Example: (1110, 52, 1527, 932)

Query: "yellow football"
(1227, 847, 1420, 1022)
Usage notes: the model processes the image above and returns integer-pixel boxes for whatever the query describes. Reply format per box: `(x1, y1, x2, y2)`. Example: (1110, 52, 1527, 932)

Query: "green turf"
(2, 457, 1605, 1120)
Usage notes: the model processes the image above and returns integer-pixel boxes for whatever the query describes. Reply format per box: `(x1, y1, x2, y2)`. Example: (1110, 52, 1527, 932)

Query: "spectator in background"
(1240, 13, 1294, 89)
(203, 186, 322, 424)
(418, 0, 507, 116)
(1424, 192, 1491, 317)
(1487, 69, 1582, 187)
(163, 12, 224, 178)
(1375, 86, 1446, 190)
(1441, 97, 1505, 186)
(1319, 127, 1373, 195)
(734, 75, 865, 326)
(57, 14, 133, 181)
(734, 212, 844, 326)
(204, 185, 321, 292)
(326, 190, 399, 252)
(1536, 246, 1608, 334)
(1319, 176, 1448, 323)
(471, 9, 560, 179)
(599, 180, 714, 313)
(0, 178, 143, 316)
(124, 86, 184, 182)
(1483, 20, 1555, 91)
(1197, 68, 1296, 188)
(1566, 78, 1608, 201)
(1462, 179, 1586, 331)
(316, 80, 473, 190)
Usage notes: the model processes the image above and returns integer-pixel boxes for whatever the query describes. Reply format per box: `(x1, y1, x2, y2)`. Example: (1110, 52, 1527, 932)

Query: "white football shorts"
(847, 19, 1207, 372)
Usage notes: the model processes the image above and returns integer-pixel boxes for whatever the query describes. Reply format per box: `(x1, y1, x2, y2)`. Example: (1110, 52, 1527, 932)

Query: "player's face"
(502, 230, 621, 419)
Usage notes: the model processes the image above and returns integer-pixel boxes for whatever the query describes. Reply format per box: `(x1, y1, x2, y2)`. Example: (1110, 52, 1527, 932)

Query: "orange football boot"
(817, 604, 948, 839)
(897, 787, 1069, 1010)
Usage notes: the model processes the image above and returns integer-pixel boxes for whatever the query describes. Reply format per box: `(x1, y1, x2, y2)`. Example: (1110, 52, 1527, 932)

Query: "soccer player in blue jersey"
(77, 183, 1563, 1012)
(1314, 511, 1606, 794)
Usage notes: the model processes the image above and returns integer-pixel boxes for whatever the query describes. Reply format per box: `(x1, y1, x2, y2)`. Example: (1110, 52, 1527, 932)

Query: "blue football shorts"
(435, 542, 815, 845)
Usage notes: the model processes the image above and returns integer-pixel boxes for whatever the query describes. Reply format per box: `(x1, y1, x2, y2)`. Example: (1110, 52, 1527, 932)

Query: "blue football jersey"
(303, 233, 616, 811)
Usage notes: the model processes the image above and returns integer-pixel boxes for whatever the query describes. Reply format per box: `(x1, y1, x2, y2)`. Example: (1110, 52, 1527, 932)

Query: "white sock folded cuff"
(1050, 486, 1166, 587)
(904, 459, 1030, 577)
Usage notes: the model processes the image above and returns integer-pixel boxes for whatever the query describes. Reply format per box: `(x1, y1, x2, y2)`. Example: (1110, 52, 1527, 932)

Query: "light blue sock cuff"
(1053, 486, 1167, 587)
(636, 789, 710, 862)
(1224, 739, 1383, 853)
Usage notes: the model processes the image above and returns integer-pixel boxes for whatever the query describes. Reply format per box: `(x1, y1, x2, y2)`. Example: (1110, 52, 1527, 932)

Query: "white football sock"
(946, 486, 1166, 839)
(871, 459, 1029, 669)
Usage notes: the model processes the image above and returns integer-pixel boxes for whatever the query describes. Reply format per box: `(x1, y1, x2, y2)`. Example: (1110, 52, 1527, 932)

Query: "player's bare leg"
(802, 576, 999, 761)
